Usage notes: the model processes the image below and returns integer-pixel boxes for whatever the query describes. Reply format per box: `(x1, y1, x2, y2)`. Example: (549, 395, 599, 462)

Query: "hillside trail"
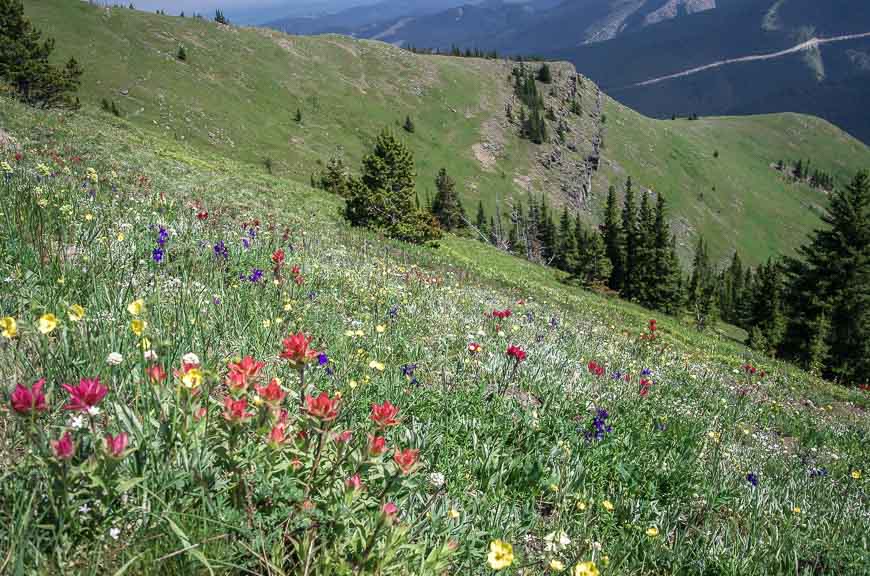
(630, 31, 870, 87)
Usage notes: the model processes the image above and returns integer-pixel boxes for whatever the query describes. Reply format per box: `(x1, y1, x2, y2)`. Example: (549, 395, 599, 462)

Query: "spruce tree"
(749, 259, 786, 354)
(320, 157, 348, 197)
(537, 63, 552, 84)
(688, 236, 717, 330)
(621, 177, 638, 300)
(650, 193, 679, 311)
(780, 170, 870, 384)
(0, 0, 83, 108)
(431, 168, 466, 231)
(554, 206, 572, 271)
(475, 200, 488, 239)
(403, 115, 415, 134)
(603, 185, 624, 292)
(634, 191, 655, 306)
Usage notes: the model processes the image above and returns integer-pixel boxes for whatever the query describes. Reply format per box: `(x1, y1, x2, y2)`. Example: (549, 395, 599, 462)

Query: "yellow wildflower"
(487, 540, 514, 571)
(182, 368, 203, 390)
(646, 526, 659, 538)
(376, 324, 386, 333)
(707, 431, 721, 443)
(575, 500, 587, 511)
(38, 313, 58, 335)
(851, 470, 862, 480)
(1, 317, 17, 339)
(130, 319, 146, 336)
(116, 232, 125, 242)
(349, 380, 358, 390)
(572, 561, 599, 576)
(140, 337, 152, 350)
(84, 213, 94, 222)
(601, 500, 614, 512)
(549, 559, 566, 572)
(1, 161, 12, 174)
(369, 360, 385, 372)
(68, 304, 85, 322)
(127, 299, 145, 316)
(448, 508, 460, 519)
(792, 507, 801, 514)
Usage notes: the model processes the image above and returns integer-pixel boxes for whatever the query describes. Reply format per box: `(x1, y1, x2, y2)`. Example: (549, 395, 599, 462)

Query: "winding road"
(631, 31, 870, 87)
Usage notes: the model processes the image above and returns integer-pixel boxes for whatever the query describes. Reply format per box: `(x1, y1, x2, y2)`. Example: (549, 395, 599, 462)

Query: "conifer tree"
(0, 0, 83, 108)
(214, 9, 228, 24)
(344, 129, 440, 244)
(431, 168, 466, 231)
(403, 115, 415, 134)
(780, 170, 870, 384)
(748, 259, 786, 354)
(620, 177, 638, 300)
(688, 236, 717, 330)
(634, 191, 655, 306)
(537, 63, 552, 83)
(320, 157, 348, 197)
(475, 200, 488, 240)
(554, 206, 572, 271)
(603, 185, 624, 292)
(650, 193, 679, 311)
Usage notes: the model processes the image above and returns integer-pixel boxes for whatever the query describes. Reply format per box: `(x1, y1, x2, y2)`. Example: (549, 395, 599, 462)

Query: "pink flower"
(105, 433, 129, 458)
(370, 401, 400, 428)
(382, 502, 398, 518)
(639, 379, 652, 397)
(146, 364, 167, 384)
(368, 435, 387, 456)
(304, 392, 340, 422)
(255, 378, 286, 405)
(346, 474, 362, 491)
(52, 431, 75, 460)
(62, 378, 107, 411)
(226, 356, 265, 391)
(334, 429, 353, 444)
(506, 345, 526, 363)
(268, 424, 287, 447)
(222, 397, 254, 423)
(280, 333, 318, 370)
(587, 361, 605, 377)
(10, 379, 47, 415)
(393, 448, 419, 475)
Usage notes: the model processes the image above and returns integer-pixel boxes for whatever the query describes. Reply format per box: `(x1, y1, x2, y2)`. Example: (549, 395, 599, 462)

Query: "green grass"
(1, 84, 869, 575)
(23, 0, 870, 266)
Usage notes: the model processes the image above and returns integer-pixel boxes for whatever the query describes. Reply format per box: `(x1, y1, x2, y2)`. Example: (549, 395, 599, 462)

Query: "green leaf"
(165, 516, 215, 576)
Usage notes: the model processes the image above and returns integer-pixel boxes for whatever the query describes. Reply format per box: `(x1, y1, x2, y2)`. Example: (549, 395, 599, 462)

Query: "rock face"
(644, 0, 717, 27)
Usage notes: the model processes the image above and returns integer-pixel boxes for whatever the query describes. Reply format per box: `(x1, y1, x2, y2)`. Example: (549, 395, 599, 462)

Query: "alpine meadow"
(0, 1, 868, 576)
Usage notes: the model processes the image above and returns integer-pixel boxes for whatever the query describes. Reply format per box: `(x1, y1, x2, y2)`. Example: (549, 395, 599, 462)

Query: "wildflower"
(491, 309, 512, 320)
(368, 435, 387, 456)
(68, 304, 86, 322)
(180, 367, 203, 390)
(280, 333, 318, 370)
(38, 313, 58, 335)
(707, 431, 721, 443)
(346, 474, 362, 491)
(468, 342, 482, 354)
(369, 360, 385, 372)
(226, 356, 265, 391)
(393, 448, 419, 475)
(317, 353, 329, 366)
(213, 241, 229, 259)
(370, 401, 400, 428)
(106, 352, 124, 365)
(506, 345, 526, 362)
(448, 508, 460, 519)
(304, 392, 340, 422)
(196, 211, 209, 221)
(601, 500, 614, 511)
(109, 528, 121, 540)
(104, 433, 129, 459)
(248, 268, 263, 283)
(852, 470, 862, 480)
(271, 249, 285, 265)
(487, 540, 514, 570)
(143, 348, 157, 362)
(130, 319, 146, 337)
(543, 531, 571, 552)
(550, 560, 566, 572)
(646, 526, 659, 538)
(430, 472, 446, 488)
(146, 364, 167, 384)
(10, 379, 48, 415)
(334, 429, 353, 443)
(792, 506, 801, 515)
(152, 247, 164, 263)
(268, 424, 287, 447)
(223, 397, 254, 423)
(573, 561, 599, 576)
(62, 378, 108, 411)
(182, 353, 200, 367)
(52, 432, 75, 460)
(382, 502, 399, 519)
(255, 378, 286, 405)
(1, 316, 17, 339)
(586, 408, 612, 442)
(587, 361, 605, 377)
(746, 472, 759, 487)
(156, 227, 169, 246)
(127, 299, 145, 316)
(639, 379, 652, 397)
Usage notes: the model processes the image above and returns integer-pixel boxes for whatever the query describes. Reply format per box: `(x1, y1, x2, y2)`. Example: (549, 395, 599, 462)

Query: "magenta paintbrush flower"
(10, 378, 47, 415)
(62, 378, 107, 412)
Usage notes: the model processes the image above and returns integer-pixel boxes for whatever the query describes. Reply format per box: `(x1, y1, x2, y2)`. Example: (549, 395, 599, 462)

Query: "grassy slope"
(23, 0, 870, 267)
(2, 85, 869, 573)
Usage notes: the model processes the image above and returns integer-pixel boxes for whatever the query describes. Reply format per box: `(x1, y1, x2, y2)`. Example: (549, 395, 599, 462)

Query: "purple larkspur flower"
(247, 228, 256, 239)
(242, 238, 250, 250)
(746, 472, 758, 487)
(318, 353, 329, 366)
(641, 368, 653, 376)
(248, 268, 263, 283)
(389, 305, 399, 319)
(152, 247, 164, 263)
(213, 241, 228, 259)
(157, 227, 169, 247)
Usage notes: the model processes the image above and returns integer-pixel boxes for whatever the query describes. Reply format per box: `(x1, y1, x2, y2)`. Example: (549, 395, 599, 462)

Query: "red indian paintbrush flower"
(467, 342, 482, 354)
(105, 433, 129, 459)
(304, 392, 340, 422)
(10, 378, 47, 415)
(223, 397, 254, 423)
(587, 361, 605, 377)
(226, 356, 265, 391)
(382, 502, 399, 518)
(280, 333, 318, 370)
(393, 448, 419, 475)
(255, 378, 286, 405)
(506, 345, 526, 363)
(62, 378, 108, 412)
(370, 401, 400, 428)
(271, 249, 285, 265)
(268, 423, 287, 447)
(346, 474, 362, 491)
(491, 308, 512, 320)
(368, 434, 387, 456)
(146, 364, 167, 384)
(52, 431, 75, 460)
(639, 379, 652, 397)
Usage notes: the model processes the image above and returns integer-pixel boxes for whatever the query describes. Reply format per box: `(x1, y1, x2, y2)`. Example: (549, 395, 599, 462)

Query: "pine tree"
(295, 108, 302, 123)
(177, 45, 187, 61)
(538, 196, 556, 262)
(403, 115, 415, 134)
(214, 9, 228, 24)
(320, 157, 348, 197)
(603, 185, 624, 292)
(650, 193, 679, 311)
(749, 259, 786, 354)
(537, 63, 552, 83)
(688, 236, 717, 330)
(620, 177, 638, 300)
(780, 170, 870, 384)
(431, 168, 466, 231)
(720, 251, 744, 324)
(475, 200, 488, 240)
(0, 0, 83, 108)
(344, 129, 440, 244)
(634, 191, 655, 306)
(664, 234, 683, 315)
(554, 206, 572, 271)
(570, 222, 611, 286)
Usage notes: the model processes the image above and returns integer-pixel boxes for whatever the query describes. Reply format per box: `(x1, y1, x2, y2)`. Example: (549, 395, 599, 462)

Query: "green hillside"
(21, 0, 870, 267)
